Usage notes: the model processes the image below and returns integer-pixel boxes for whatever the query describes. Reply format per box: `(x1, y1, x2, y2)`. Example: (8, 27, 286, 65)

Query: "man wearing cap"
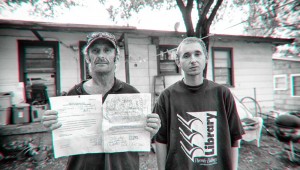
(42, 32, 161, 170)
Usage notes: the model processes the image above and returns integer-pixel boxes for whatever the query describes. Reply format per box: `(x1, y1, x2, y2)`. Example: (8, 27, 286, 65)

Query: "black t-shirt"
(154, 79, 245, 170)
(65, 78, 140, 170)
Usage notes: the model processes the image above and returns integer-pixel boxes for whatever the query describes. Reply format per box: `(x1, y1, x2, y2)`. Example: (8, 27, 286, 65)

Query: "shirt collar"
(111, 78, 124, 92)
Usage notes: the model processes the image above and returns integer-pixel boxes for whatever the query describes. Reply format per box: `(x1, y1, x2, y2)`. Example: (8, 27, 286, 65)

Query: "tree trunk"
(197, 26, 210, 78)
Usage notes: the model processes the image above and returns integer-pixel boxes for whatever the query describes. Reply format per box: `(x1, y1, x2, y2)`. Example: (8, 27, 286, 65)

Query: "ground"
(1, 127, 299, 170)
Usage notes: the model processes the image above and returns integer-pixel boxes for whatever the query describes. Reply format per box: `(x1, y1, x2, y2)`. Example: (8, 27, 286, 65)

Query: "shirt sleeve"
(225, 90, 245, 146)
(152, 95, 168, 144)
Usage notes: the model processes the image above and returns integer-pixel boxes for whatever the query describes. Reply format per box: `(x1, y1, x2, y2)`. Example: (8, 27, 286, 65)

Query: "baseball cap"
(84, 32, 117, 53)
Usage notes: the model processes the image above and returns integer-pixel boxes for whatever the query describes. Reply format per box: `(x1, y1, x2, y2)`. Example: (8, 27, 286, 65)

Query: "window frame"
(290, 74, 300, 97)
(273, 74, 288, 90)
(157, 45, 180, 76)
(211, 47, 234, 87)
(18, 40, 60, 102)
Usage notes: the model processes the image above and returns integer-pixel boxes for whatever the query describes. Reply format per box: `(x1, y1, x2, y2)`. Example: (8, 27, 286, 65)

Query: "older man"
(154, 37, 245, 170)
(42, 32, 161, 170)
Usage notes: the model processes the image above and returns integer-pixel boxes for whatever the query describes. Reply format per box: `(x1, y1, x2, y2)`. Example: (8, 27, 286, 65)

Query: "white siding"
(115, 48, 126, 82)
(273, 60, 300, 111)
(128, 41, 150, 93)
(207, 41, 274, 112)
(0, 28, 276, 112)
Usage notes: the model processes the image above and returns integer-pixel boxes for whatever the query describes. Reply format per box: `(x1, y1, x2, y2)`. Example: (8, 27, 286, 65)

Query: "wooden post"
(124, 33, 130, 84)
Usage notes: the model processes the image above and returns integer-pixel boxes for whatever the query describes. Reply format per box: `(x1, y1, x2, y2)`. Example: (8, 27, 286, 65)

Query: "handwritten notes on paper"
(102, 93, 151, 153)
(49, 93, 151, 158)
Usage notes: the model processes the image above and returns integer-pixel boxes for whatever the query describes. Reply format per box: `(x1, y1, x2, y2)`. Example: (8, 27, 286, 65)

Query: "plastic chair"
(234, 96, 264, 147)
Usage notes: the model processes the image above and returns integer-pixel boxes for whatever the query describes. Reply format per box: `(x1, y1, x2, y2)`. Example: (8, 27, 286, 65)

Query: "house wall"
(207, 39, 275, 113)
(0, 29, 34, 85)
(0, 29, 275, 112)
(273, 59, 300, 111)
(0, 29, 86, 94)
(125, 34, 183, 106)
(0, 29, 182, 106)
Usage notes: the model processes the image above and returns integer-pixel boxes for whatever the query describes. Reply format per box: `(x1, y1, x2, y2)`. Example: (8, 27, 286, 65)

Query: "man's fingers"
(145, 113, 161, 134)
(146, 122, 160, 129)
(42, 110, 61, 131)
(145, 120, 161, 137)
(42, 115, 58, 121)
(43, 120, 58, 127)
(147, 113, 160, 119)
(43, 120, 62, 130)
(147, 117, 160, 123)
(49, 122, 62, 130)
(44, 110, 58, 116)
(147, 114, 161, 124)
(145, 126, 156, 133)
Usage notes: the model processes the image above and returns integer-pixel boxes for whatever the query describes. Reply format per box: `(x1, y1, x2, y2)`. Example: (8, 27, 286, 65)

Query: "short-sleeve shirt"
(153, 79, 245, 170)
(65, 78, 140, 170)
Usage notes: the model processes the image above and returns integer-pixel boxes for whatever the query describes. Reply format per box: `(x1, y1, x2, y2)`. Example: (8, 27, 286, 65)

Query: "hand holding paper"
(42, 110, 62, 130)
(49, 95, 103, 158)
(145, 113, 161, 138)
(48, 93, 153, 158)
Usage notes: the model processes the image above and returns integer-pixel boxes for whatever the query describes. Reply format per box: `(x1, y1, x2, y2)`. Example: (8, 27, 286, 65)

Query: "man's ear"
(175, 58, 181, 68)
(114, 55, 119, 62)
(85, 56, 91, 64)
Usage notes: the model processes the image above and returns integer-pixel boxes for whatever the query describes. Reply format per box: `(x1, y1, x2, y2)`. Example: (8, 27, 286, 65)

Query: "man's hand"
(145, 113, 161, 138)
(42, 110, 62, 130)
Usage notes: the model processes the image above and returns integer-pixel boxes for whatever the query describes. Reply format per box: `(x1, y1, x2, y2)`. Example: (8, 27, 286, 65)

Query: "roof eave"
(0, 19, 137, 33)
(211, 34, 294, 45)
(0, 19, 295, 45)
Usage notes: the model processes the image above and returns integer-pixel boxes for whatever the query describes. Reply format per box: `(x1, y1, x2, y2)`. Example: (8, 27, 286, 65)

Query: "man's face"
(87, 39, 116, 74)
(176, 42, 207, 76)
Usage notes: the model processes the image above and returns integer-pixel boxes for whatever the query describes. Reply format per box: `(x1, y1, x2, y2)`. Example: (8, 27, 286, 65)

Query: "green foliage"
(98, 0, 176, 21)
(233, 0, 299, 36)
(234, 0, 299, 58)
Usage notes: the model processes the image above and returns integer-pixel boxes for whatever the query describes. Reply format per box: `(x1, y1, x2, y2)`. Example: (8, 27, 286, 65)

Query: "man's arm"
(155, 142, 167, 170)
(231, 140, 241, 170)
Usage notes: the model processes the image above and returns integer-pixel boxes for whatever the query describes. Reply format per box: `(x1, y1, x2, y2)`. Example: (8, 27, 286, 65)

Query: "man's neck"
(92, 72, 114, 87)
(84, 72, 115, 94)
(183, 75, 204, 86)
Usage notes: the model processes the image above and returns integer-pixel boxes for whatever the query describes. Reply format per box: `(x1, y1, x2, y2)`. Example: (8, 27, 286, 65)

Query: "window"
(157, 45, 180, 75)
(18, 40, 60, 104)
(212, 47, 234, 86)
(273, 74, 288, 90)
(290, 74, 300, 97)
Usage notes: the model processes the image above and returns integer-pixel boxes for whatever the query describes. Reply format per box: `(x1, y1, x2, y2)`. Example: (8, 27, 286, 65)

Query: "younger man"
(154, 37, 244, 170)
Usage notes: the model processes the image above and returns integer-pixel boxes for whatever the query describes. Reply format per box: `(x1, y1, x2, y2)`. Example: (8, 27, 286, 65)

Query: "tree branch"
(176, 0, 195, 36)
(202, 0, 214, 17)
(207, 0, 223, 29)
(195, 0, 214, 37)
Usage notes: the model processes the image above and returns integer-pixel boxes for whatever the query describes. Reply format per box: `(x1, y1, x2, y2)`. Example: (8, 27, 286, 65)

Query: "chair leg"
(289, 141, 295, 162)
